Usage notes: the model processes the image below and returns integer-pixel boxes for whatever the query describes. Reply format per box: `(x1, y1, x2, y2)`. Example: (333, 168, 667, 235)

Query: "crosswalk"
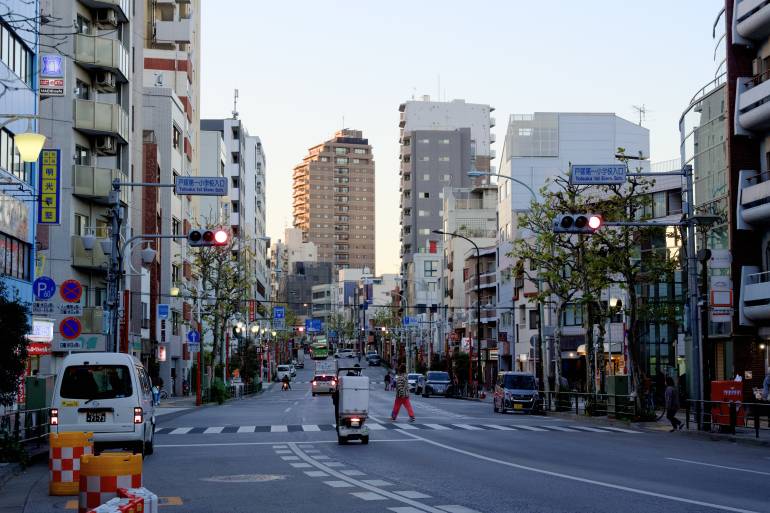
(155, 422, 641, 435)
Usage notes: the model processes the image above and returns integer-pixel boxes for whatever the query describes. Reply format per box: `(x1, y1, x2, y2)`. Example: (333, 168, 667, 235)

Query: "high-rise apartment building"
(37, 0, 145, 372)
(293, 129, 375, 273)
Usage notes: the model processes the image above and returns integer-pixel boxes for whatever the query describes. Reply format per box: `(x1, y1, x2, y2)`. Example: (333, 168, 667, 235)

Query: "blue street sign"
(187, 330, 201, 343)
(273, 306, 285, 319)
(305, 319, 323, 333)
(402, 317, 418, 326)
(33, 276, 56, 301)
(158, 304, 169, 320)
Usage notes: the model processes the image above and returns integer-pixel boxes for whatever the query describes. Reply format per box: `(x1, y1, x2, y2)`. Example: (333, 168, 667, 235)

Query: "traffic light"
(553, 214, 603, 234)
(188, 228, 229, 247)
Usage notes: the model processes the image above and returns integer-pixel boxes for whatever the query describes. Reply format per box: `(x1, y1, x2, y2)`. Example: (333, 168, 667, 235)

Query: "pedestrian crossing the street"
(155, 422, 642, 435)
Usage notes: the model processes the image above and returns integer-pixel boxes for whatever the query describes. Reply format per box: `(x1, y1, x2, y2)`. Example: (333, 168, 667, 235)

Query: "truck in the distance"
(312, 359, 338, 396)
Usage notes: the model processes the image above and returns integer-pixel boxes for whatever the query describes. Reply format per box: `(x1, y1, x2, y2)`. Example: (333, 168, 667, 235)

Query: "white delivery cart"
(336, 366, 370, 445)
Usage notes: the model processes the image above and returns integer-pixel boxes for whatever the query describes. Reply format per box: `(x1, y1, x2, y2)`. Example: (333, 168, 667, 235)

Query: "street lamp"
(0, 116, 46, 162)
(433, 229, 482, 391)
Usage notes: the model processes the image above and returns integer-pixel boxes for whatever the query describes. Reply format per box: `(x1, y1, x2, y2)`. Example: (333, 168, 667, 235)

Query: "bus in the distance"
(311, 338, 329, 360)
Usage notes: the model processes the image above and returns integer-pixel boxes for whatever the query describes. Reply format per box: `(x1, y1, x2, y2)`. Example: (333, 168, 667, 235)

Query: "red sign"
(27, 342, 52, 356)
(249, 300, 256, 322)
(59, 317, 82, 340)
(60, 279, 83, 303)
(710, 381, 745, 426)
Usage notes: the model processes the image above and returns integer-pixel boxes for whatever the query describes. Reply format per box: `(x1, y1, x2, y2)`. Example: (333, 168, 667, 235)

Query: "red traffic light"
(588, 215, 602, 230)
(214, 230, 228, 245)
(188, 228, 229, 247)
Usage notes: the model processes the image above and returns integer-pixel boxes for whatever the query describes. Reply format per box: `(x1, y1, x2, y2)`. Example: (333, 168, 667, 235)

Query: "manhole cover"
(202, 474, 287, 483)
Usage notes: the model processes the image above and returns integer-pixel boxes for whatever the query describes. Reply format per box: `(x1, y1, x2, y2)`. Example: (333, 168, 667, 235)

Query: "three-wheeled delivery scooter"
(335, 366, 370, 445)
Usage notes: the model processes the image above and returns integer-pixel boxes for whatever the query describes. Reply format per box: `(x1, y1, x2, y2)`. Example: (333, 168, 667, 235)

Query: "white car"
(276, 365, 293, 382)
(290, 365, 297, 377)
(51, 352, 155, 456)
(335, 349, 354, 359)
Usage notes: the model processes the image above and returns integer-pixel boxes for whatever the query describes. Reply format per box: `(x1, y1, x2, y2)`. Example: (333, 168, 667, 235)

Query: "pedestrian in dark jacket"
(664, 376, 683, 431)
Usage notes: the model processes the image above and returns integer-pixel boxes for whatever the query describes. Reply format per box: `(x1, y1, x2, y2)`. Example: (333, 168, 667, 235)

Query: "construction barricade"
(49, 431, 94, 496)
(120, 488, 158, 513)
(78, 452, 142, 513)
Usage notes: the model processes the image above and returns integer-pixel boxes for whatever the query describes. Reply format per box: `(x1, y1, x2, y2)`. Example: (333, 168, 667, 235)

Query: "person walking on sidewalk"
(384, 371, 391, 391)
(391, 365, 415, 422)
(664, 376, 683, 432)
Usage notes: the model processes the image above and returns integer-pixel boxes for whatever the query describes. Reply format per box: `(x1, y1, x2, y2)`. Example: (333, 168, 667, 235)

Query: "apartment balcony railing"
(74, 99, 129, 142)
(741, 266, 770, 324)
(155, 17, 193, 43)
(72, 236, 109, 270)
(738, 170, 770, 226)
(480, 308, 497, 322)
(464, 272, 497, 291)
(73, 34, 129, 82)
(80, 0, 129, 21)
(81, 307, 105, 334)
(735, 0, 770, 41)
(736, 71, 770, 132)
(73, 165, 128, 204)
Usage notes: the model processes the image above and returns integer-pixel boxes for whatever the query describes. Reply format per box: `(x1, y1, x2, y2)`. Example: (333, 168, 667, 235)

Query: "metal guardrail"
(685, 399, 770, 438)
(538, 391, 639, 418)
(0, 407, 51, 445)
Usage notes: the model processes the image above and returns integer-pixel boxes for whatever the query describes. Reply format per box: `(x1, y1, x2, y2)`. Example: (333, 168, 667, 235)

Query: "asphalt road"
(5, 354, 770, 513)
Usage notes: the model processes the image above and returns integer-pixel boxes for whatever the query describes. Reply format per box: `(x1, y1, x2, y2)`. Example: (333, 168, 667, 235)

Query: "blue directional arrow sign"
(187, 330, 201, 343)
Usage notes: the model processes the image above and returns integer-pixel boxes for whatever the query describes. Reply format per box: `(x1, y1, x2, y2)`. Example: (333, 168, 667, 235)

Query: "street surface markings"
(395, 491, 432, 499)
(203, 426, 224, 434)
(325, 461, 345, 467)
(304, 449, 321, 454)
(394, 423, 420, 430)
(156, 439, 421, 448)
(512, 425, 548, 432)
(598, 426, 641, 433)
(367, 422, 387, 430)
(544, 426, 580, 432)
(666, 457, 770, 476)
(68, 497, 184, 509)
(168, 427, 193, 434)
(483, 424, 516, 431)
(274, 449, 292, 454)
(237, 425, 256, 433)
(290, 463, 313, 468)
(388, 508, 425, 513)
(397, 430, 761, 513)
(272, 445, 288, 449)
(452, 424, 483, 431)
(302, 424, 321, 431)
(340, 469, 366, 476)
(363, 479, 393, 487)
(305, 470, 329, 477)
(271, 424, 288, 432)
(202, 474, 286, 483)
(436, 506, 482, 513)
(313, 455, 330, 460)
(568, 425, 610, 433)
(351, 491, 388, 501)
(422, 423, 451, 430)
(280, 455, 300, 461)
(325, 480, 355, 488)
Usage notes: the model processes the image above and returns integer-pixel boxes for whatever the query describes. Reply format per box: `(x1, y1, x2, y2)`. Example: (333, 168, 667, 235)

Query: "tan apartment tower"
(293, 129, 375, 273)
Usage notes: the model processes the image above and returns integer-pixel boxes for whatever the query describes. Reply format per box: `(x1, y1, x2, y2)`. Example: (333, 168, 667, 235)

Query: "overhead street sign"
(273, 306, 285, 319)
(174, 176, 228, 196)
(570, 164, 627, 185)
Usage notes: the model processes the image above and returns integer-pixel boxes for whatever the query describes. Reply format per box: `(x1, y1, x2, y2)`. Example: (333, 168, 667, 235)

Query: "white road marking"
(363, 479, 393, 487)
(599, 426, 641, 434)
(666, 458, 770, 476)
(324, 480, 355, 488)
(302, 424, 321, 432)
(340, 469, 366, 476)
(351, 491, 388, 501)
(271, 425, 288, 432)
(280, 455, 300, 461)
(540, 425, 578, 432)
(423, 423, 451, 430)
(313, 455, 330, 460)
(397, 431, 760, 513)
(304, 470, 329, 477)
(482, 424, 516, 431)
(290, 462, 312, 468)
(436, 506, 483, 513)
(325, 462, 345, 467)
(395, 491, 432, 499)
(274, 450, 292, 454)
(395, 423, 420, 430)
(512, 425, 547, 432)
(389, 508, 424, 513)
(156, 439, 421, 448)
(367, 423, 386, 430)
(284, 407, 291, 413)
(568, 425, 609, 433)
(237, 425, 256, 433)
(203, 426, 224, 434)
(272, 445, 288, 449)
(168, 427, 193, 435)
(452, 424, 483, 431)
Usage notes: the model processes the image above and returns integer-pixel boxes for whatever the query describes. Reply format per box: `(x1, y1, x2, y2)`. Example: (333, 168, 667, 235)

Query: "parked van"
(50, 353, 155, 456)
(493, 372, 541, 414)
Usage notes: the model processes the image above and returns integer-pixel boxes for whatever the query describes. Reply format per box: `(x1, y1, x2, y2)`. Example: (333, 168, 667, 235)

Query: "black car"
(366, 354, 381, 366)
(423, 371, 452, 397)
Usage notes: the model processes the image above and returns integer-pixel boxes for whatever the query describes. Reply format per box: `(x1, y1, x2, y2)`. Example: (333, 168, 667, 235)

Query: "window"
(419, 192, 429, 199)
(173, 126, 181, 149)
(172, 217, 180, 236)
(231, 126, 240, 139)
(439, 156, 450, 162)
(335, 157, 348, 164)
(528, 309, 539, 330)
(418, 228, 431, 235)
(443, 174, 451, 181)
(353, 148, 366, 155)
(59, 365, 132, 399)
(0, 128, 30, 182)
(418, 210, 429, 217)
(172, 311, 180, 335)
(335, 167, 348, 175)
(334, 147, 348, 154)
(0, 23, 33, 86)
(562, 303, 583, 326)
(74, 214, 89, 236)
(0, 233, 30, 281)
(518, 128, 533, 136)
(172, 264, 180, 284)
(439, 139, 450, 145)
(423, 174, 430, 181)
(419, 138, 429, 144)
(420, 156, 430, 162)
(74, 79, 90, 100)
(75, 145, 91, 166)
(232, 152, 240, 164)
(424, 260, 439, 277)
(231, 176, 239, 188)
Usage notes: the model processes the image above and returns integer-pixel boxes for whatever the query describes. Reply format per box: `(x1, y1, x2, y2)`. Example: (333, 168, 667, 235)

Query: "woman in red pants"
(392, 364, 415, 422)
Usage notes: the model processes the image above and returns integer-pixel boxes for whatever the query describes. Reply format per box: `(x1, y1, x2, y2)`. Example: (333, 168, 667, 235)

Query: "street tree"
(0, 282, 30, 406)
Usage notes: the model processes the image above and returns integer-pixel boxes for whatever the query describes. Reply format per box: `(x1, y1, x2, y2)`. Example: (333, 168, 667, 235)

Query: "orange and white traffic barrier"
(119, 487, 158, 513)
(78, 452, 142, 513)
(86, 496, 143, 513)
(49, 432, 94, 496)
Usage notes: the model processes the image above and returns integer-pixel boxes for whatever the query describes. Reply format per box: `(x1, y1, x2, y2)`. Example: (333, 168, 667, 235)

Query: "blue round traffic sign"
(187, 330, 201, 343)
(59, 317, 82, 340)
(33, 276, 56, 300)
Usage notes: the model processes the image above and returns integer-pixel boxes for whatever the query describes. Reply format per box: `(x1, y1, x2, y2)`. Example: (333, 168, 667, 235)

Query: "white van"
(50, 353, 155, 456)
(276, 365, 292, 382)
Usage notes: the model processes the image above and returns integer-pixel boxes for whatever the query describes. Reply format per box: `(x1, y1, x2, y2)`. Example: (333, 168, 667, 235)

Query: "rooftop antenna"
(342, 115, 345, 129)
(232, 89, 239, 119)
(631, 104, 648, 126)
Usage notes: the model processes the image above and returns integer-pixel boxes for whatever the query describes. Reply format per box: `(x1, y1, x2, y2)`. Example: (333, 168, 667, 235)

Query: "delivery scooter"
(335, 366, 370, 445)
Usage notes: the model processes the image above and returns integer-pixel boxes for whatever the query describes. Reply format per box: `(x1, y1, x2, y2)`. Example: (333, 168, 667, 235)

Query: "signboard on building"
(39, 54, 65, 97)
(570, 164, 627, 185)
(305, 319, 322, 333)
(0, 194, 29, 241)
(174, 176, 228, 196)
(273, 306, 286, 330)
(53, 334, 106, 352)
(37, 149, 61, 225)
(27, 319, 54, 343)
(157, 304, 169, 343)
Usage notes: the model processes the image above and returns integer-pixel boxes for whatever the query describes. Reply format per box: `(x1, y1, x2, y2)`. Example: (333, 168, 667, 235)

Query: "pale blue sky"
(200, 0, 724, 275)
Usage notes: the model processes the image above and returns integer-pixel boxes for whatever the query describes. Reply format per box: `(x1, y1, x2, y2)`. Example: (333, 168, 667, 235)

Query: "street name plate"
(570, 164, 627, 185)
(174, 176, 228, 196)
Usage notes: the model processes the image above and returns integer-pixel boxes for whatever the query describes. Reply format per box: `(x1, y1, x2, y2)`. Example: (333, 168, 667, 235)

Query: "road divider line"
(666, 458, 770, 476)
(423, 424, 451, 430)
(156, 439, 421, 448)
(543, 426, 579, 432)
(302, 424, 321, 432)
(512, 425, 547, 432)
(397, 431, 760, 513)
(452, 424, 483, 431)
(599, 426, 641, 434)
(168, 427, 193, 435)
(237, 426, 255, 433)
(203, 426, 225, 434)
(271, 425, 288, 432)
(482, 424, 516, 431)
(567, 426, 609, 433)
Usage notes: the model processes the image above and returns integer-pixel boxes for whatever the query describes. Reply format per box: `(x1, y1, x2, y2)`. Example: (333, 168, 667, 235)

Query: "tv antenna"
(232, 89, 239, 119)
(632, 104, 648, 126)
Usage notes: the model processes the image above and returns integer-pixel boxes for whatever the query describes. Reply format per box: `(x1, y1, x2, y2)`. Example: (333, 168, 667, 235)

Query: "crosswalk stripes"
(156, 422, 643, 435)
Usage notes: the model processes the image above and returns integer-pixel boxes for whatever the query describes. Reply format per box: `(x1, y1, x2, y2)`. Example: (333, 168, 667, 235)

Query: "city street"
(3, 355, 769, 513)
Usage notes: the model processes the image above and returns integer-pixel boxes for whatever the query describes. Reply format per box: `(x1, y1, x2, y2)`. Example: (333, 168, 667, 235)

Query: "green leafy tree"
(0, 282, 30, 406)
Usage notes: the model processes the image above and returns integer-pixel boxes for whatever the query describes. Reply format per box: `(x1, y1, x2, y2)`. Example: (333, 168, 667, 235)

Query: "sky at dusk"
(200, 0, 725, 275)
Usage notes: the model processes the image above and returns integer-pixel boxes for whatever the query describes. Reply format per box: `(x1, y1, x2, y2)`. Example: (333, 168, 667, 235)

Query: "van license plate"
(514, 404, 523, 410)
(86, 412, 106, 422)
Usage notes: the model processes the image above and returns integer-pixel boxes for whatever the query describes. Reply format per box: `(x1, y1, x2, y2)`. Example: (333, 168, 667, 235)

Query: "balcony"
(73, 34, 129, 82)
(480, 308, 497, 323)
(81, 307, 105, 334)
(490, 117, 496, 127)
(155, 18, 193, 43)
(738, 170, 770, 227)
(490, 133, 496, 144)
(736, 0, 770, 41)
(79, 0, 129, 21)
(399, 112, 406, 128)
(73, 165, 128, 204)
(465, 272, 497, 291)
(74, 99, 129, 142)
(230, 212, 240, 226)
(72, 236, 109, 270)
(735, 73, 770, 133)
(741, 266, 770, 325)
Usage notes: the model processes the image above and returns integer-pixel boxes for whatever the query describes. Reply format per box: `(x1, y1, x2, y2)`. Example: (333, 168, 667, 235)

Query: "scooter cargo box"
(339, 376, 369, 415)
